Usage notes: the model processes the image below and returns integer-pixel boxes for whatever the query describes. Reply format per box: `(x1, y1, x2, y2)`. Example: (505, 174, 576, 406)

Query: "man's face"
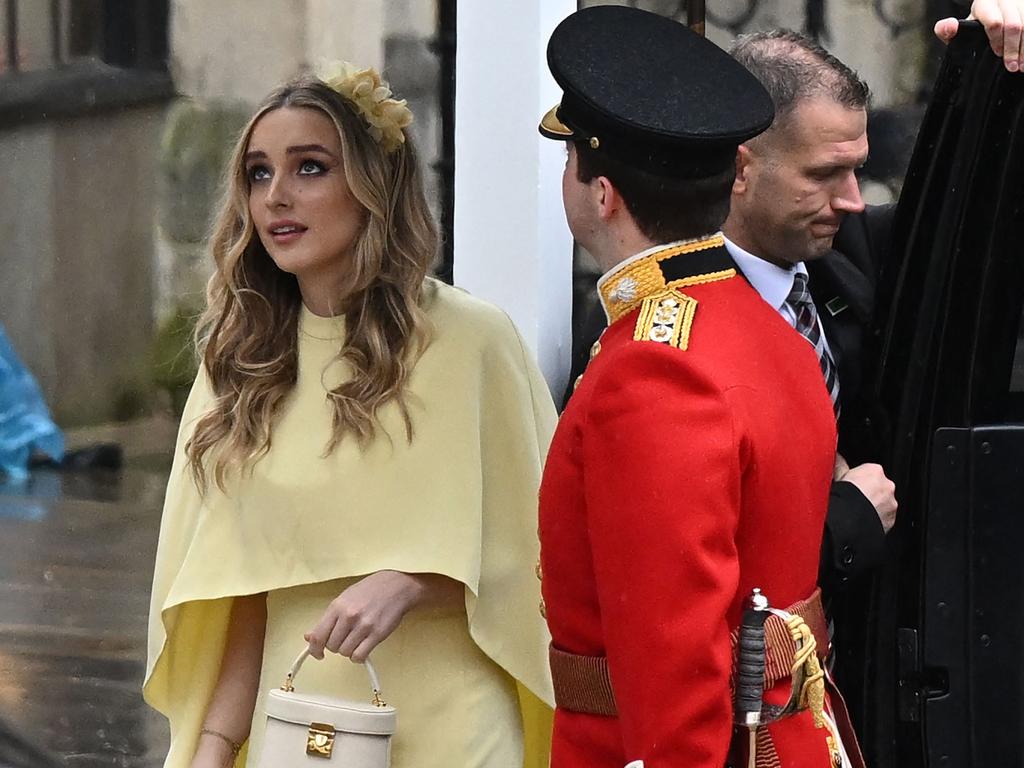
(733, 97, 869, 265)
(561, 143, 598, 250)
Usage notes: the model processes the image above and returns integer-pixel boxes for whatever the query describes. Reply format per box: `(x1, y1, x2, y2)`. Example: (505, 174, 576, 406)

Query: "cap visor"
(539, 104, 578, 140)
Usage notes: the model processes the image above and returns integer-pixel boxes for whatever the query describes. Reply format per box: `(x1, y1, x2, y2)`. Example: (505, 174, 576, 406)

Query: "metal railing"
(434, 0, 457, 284)
(623, 0, 830, 39)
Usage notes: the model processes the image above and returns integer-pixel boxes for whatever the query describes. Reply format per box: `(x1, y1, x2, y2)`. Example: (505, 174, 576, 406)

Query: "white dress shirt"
(723, 235, 835, 359)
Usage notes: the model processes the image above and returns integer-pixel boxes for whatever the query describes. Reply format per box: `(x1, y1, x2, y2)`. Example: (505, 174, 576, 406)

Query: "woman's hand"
(305, 571, 463, 663)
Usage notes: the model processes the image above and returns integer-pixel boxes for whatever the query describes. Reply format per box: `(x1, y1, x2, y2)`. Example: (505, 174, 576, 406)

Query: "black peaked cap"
(539, 6, 774, 178)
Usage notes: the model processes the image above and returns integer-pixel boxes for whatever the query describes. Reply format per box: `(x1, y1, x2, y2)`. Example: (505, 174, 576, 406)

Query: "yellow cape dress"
(144, 278, 556, 767)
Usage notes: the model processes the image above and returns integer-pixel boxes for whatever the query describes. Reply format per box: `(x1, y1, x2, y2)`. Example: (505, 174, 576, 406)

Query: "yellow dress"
(144, 279, 556, 767)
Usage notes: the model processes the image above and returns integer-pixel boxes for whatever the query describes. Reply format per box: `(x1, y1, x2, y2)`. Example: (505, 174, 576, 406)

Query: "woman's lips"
(268, 223, 308, 244)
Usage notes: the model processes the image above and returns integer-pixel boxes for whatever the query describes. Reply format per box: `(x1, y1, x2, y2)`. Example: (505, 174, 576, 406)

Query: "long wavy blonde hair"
(186, 75, 438, 492)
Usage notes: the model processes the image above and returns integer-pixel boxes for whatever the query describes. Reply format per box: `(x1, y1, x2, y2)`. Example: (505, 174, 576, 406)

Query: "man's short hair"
(730, 30, 870, 130)
(574, 142, 736, 242)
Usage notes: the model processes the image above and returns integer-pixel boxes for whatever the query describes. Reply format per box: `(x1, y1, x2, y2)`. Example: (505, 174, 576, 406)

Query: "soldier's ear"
(594, 175, 623, 221)
(733, 144, 754, 196)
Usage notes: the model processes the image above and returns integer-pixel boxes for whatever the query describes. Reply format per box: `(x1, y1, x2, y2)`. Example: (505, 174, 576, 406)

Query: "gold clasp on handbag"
(281, 671, 295, 692)
(306, 723, 335, 759)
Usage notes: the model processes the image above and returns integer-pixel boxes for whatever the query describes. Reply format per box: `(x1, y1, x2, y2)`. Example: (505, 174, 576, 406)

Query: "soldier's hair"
(730, 30, 870, 132)
(573, 143, 736, 242)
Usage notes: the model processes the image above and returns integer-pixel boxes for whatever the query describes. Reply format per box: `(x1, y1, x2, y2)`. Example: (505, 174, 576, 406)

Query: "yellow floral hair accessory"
(316, 60, 414, 154)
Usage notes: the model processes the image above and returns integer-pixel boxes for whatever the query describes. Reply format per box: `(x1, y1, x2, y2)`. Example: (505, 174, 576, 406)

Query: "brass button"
(539, 598, 547, 618)
(652, 308, 679, 324)
(535, 560, 543, 581)
(649, 325, 673, 343)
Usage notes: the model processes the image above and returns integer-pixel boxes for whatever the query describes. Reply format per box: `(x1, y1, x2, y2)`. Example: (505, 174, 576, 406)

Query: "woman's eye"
(299, 160, 326, 175)
(248, 165, 271, 183)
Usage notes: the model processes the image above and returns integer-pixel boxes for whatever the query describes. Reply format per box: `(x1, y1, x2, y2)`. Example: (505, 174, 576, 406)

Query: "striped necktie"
(785, 272, 840, 419)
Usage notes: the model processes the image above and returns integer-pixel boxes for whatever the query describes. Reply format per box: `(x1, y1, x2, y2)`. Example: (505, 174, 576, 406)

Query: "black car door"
(834, 22, 1024, 768)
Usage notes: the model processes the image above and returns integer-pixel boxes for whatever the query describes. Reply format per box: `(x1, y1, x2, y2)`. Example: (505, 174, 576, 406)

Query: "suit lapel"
(807, 249, 876, 401)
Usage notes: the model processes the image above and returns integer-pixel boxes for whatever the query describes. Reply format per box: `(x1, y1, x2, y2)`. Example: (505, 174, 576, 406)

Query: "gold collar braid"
(597, 234, 735, 324)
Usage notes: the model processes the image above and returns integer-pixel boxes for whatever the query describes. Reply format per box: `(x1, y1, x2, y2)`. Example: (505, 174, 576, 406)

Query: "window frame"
(0, 0, 173, 128)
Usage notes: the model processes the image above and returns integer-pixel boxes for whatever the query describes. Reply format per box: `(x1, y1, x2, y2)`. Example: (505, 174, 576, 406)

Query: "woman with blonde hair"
(144, 63, 555, 767)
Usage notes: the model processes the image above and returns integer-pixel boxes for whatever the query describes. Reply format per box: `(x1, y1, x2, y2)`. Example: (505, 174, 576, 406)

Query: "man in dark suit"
(725, 31, 896, 596)
(726, 11, 1024, 588)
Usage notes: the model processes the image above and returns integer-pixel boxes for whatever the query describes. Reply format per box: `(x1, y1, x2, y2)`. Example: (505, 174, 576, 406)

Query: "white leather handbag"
(256, 649, 397, 767)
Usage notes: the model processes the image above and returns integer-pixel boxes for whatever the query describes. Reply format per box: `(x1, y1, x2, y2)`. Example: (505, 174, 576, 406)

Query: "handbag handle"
(281, 648, 388, 707)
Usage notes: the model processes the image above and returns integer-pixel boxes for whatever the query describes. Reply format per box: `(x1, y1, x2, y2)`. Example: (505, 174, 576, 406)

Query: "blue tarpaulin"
(0, 325, 64, 481)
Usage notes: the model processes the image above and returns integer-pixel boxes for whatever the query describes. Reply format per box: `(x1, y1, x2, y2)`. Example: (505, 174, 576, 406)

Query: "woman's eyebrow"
(243, 145, 335, 162)
(286, 144, 335, 156)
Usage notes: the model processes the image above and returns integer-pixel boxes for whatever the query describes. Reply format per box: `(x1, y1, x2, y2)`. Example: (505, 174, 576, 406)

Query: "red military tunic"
(539, 234, 840, 768)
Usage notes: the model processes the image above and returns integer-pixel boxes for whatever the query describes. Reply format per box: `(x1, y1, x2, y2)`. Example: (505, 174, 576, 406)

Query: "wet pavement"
(0, 421, 175, 768)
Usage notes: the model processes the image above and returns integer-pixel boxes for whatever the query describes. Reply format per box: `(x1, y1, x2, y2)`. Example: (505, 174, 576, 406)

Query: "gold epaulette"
(597, 235, 736, 352)
(633, 289, 697, 350)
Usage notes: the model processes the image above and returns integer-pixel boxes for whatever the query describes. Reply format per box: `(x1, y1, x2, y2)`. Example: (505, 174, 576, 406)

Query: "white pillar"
(453, 0, 576, 398)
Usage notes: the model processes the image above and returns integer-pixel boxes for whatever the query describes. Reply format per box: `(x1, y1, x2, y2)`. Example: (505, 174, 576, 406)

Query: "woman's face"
(245, 106, 365, 294)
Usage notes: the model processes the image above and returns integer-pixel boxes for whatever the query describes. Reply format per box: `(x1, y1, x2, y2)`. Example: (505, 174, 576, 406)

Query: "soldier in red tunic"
(536, 7, 864, 768)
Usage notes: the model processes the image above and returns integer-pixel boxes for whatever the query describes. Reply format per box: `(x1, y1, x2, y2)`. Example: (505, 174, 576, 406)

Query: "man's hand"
(935, 0, 1024, 72)
(837, 462, 898, 534)
(833, 452, 851, 480)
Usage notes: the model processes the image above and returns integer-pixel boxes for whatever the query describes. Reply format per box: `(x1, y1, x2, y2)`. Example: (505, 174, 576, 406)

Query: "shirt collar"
(722, 235, 807, 311)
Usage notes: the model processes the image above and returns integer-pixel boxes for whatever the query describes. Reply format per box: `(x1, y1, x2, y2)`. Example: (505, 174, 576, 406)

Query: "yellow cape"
(144, 279, 556, 766)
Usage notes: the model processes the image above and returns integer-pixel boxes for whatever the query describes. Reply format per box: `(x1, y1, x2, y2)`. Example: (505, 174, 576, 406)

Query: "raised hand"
(935, 0, 1024, 72)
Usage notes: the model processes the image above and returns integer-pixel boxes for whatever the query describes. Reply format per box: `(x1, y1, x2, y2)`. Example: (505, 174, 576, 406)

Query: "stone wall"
(169, 0, 309, 105)
(0, 104, 167, 425)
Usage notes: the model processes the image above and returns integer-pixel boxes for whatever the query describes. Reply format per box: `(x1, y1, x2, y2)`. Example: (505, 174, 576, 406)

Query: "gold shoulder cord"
(785, 614, 825, 727)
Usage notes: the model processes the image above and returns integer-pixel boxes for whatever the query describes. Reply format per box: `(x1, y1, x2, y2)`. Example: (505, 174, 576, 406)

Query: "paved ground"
(0, 417, 178, 768)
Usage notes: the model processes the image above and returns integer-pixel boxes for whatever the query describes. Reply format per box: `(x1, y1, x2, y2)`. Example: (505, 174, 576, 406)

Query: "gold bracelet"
(199, 727, 242, 761)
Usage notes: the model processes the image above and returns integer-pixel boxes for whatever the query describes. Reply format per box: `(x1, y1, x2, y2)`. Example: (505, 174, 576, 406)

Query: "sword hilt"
(735, 588, 769, 726)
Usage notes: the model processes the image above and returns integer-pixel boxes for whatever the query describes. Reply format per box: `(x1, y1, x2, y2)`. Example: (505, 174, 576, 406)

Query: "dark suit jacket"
(807, 205, 895, 594)
(562, 206, 896, 596)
